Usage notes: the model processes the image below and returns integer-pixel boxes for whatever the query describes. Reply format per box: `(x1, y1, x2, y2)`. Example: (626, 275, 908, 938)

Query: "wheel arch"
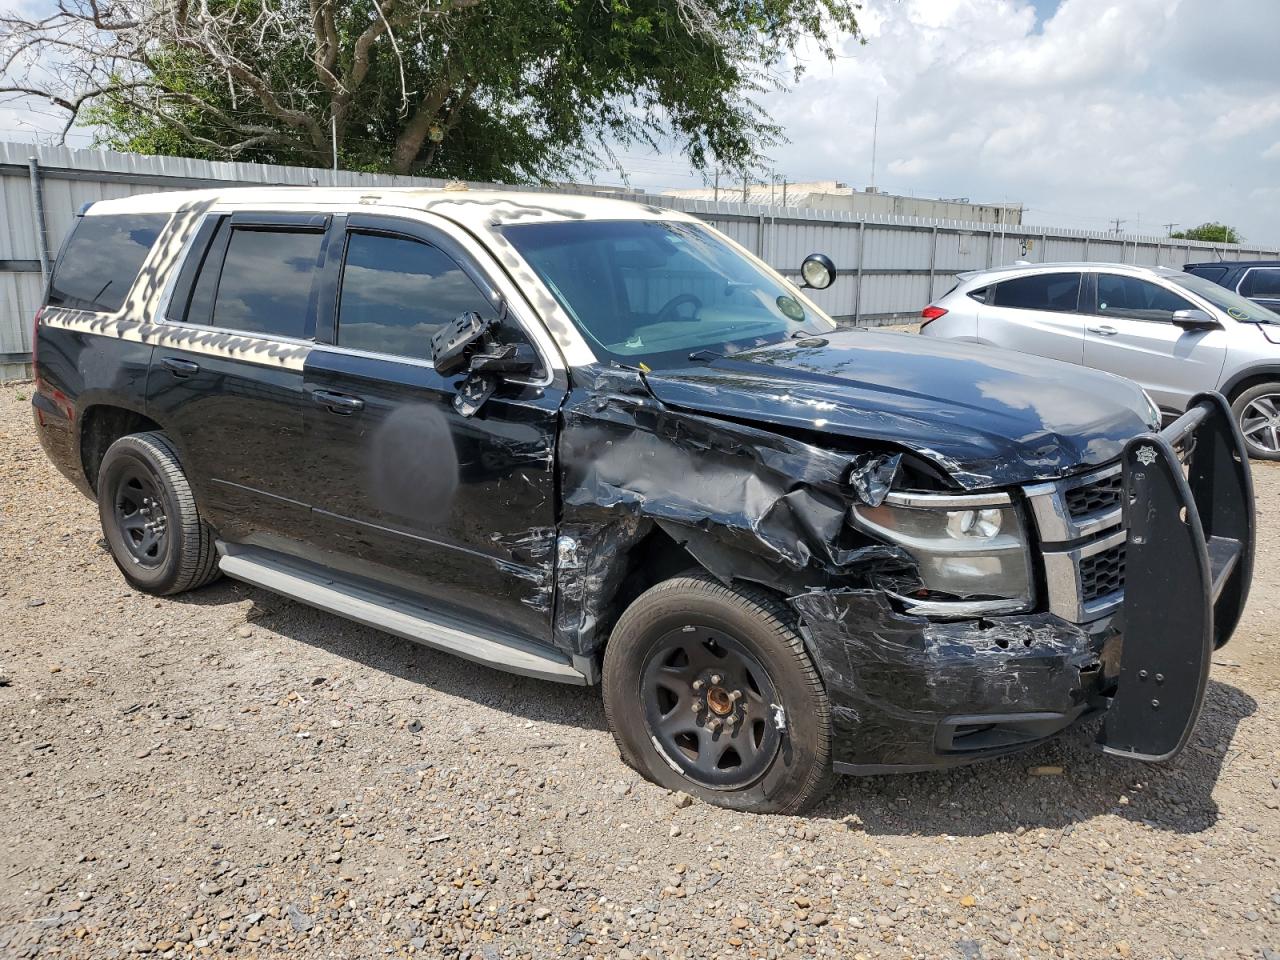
(1220, 366, 1280, 404)
(78, 403, 164, 494)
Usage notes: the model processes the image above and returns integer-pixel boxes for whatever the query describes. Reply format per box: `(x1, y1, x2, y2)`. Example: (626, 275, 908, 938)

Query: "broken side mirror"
(466, 342, 539, 376)
(431, 311, 497, 377)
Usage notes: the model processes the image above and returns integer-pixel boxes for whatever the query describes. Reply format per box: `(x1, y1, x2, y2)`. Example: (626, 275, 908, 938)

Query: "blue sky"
(3, 0, 1278, 244)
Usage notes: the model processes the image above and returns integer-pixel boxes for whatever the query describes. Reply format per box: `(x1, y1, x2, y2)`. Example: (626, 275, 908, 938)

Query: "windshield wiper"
(688, 349, 721, 363)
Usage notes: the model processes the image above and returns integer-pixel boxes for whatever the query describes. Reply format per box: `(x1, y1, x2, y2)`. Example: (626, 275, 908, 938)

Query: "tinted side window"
(336, 232, 498, 359)
(991, 273, 1080, 312)
(1096, 275, 1194, 322)
(1240, 268, 1280, 299)
(180, 217, 229, 324)
(47, 213, 169, 313)
(210, 228, 325, 338)
(1186, 265, 1227, 284)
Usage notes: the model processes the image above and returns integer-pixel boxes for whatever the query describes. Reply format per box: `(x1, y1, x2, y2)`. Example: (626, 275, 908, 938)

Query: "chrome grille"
(1079, 541, 1125, 603)
(1023, 462, 1126, 623)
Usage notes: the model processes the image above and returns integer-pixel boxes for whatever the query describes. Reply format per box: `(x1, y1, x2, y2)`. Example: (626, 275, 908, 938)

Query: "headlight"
(849, 491, 1033, 614)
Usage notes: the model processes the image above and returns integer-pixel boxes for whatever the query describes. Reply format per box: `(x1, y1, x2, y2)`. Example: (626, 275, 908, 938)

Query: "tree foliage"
(1171, 222, 1242, 244)
(1, 1, 862, 181)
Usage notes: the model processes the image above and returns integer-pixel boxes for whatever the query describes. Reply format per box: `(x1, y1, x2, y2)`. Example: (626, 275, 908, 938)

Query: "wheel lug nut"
(729, 690, 742, 702)
(692, 679, 704, 691)
(690, 701, 701, 712)
(710, 674, 722, 685)
(708, 718, 722, 731)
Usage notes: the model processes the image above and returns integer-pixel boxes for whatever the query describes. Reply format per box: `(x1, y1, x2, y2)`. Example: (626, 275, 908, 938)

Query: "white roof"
(83, 185, 698, 235)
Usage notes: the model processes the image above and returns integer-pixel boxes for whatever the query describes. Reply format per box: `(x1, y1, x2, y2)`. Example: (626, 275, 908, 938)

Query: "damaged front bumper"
(792, 392, 1255, 774)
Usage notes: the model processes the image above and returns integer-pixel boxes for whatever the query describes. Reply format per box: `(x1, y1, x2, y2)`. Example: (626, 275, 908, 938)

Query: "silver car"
(920, 262, 1280, 459)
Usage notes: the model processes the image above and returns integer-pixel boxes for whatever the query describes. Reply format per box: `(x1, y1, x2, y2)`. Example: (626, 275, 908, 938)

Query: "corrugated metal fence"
(4, 140, 1279, 379)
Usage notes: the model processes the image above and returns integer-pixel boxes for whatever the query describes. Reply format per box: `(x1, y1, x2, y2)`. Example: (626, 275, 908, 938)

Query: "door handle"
(1087, 325, 1118, 336)
(311, 389, 365, 415)
(161, 357, 200, 377)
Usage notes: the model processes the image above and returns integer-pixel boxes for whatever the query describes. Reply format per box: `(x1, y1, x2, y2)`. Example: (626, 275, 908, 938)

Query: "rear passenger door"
(148, 211, 333, 545)
(1081, 272, 1228, 411)
(979, 272, 1085, 363)
(1238, 267, 1280, 313)
(297, 214, 564, 643)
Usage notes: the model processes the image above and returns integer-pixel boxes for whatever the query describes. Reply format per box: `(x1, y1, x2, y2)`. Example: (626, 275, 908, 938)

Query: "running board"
(216, 544, 588, 685)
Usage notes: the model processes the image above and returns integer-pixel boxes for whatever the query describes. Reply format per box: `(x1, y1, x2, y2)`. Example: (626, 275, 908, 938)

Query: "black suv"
(30, 188, 1255, 813)
(1184, 260, 1280, 314)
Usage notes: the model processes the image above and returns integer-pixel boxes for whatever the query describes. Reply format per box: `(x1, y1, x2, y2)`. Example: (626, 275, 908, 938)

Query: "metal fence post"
(28, 156, 50, 285)
(926, 225, 938, 301)
(854, 220, 866, 325)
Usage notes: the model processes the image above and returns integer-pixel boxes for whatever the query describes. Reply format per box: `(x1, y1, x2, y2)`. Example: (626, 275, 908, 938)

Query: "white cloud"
(620, 0, 1280, 245)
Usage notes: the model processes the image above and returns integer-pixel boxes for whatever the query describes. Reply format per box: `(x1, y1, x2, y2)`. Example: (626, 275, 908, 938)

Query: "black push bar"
(1096, 391, 1255, 762)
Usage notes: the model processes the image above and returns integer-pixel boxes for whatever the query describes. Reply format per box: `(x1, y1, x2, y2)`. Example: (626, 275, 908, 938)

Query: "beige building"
(662, 180, 1023, 225)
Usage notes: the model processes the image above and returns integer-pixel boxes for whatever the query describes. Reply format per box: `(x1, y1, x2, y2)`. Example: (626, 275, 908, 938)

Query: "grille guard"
(1096, 391, 1256, 762)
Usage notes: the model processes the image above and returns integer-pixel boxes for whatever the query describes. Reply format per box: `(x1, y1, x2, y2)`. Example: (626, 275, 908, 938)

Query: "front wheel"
(602, 574, 833, 814)
(1231, 383, 1280, 461)
(97, 431, 221, 595)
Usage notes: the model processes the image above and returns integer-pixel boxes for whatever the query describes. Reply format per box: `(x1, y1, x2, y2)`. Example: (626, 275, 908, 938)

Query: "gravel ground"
(1, 378, 1278, 960)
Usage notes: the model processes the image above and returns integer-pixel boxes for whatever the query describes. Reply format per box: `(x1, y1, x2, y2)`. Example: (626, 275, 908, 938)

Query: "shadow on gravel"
(172, 578, 1256, 833)
(816, 679, 1256, 836)
(171, 578, 610, 733)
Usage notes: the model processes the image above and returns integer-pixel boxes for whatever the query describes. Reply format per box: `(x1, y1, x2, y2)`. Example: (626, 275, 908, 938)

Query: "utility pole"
(742, 173, 749, 203)
(1162, 222, 1179, 237)
(770, 170, 776, 205)
(713, 167, 720, 202)
(1110, 217, 1126, 234)
(869, 96, 879, 191)
(781, 178, 788, 206)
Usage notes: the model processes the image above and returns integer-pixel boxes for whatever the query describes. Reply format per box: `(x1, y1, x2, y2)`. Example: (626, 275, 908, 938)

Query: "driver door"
(1082, 272, 1228, 412)
(296, 214, 564, 642)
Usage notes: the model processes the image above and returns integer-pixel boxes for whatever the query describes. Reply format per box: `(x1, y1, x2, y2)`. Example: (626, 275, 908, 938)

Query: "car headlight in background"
(849, 490, 1033, 615)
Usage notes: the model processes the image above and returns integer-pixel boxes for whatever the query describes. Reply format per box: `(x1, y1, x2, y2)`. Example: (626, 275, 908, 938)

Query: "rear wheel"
(1231, 383, 1280, 461)
(602, 574, 833, 814)
(97, 432, 220, 595)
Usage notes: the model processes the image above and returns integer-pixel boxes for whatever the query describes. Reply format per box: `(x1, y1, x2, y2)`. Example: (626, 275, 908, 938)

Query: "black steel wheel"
(603, 574, 833, 814)
(97, 432, 221, 595)
(110, 464, 170, 568)
(640, 626, 782, 790)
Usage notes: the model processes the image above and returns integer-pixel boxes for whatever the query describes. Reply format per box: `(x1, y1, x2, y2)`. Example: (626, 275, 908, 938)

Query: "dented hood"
(641, 330, 1156, 489)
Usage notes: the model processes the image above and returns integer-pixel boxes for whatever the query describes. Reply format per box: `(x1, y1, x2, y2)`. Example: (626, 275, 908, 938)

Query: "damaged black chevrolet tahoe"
(31, 189, 1256, 813)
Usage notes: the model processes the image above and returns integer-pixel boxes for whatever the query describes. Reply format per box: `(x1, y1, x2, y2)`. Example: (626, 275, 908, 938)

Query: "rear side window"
(336, 232, 498, 359)
(1096, 275, 1194, 322)
(47, 213, 169, 313)
(991, 273, 1081, 312)
(1240, 268, 1280, 299)
(967, 286, 988, 303)
(1186, 265, 1227, 284)
(209, 227, 326, 339)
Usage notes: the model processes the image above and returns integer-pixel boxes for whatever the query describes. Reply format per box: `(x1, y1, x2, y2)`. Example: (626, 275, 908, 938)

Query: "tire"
(1230, 383, 1280, 461)
(97, 431, 221, 595)
(602, 574, 833, 814)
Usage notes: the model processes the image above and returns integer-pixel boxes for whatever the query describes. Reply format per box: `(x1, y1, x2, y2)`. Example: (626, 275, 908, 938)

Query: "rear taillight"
(31, 306, 43, 367)
(920, 305, 948, 327)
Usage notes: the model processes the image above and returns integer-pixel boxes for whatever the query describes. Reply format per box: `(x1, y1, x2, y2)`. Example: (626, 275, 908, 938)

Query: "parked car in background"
(920, 262, 1280, 460)
(1184, 260, 1280, 315)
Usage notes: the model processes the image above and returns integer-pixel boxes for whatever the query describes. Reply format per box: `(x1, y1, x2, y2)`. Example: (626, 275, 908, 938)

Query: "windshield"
(1167, 271, 1279, 324)
(502, 219, 836, 368)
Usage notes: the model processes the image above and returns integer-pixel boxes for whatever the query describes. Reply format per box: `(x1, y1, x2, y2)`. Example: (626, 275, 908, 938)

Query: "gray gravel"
(2, 379, 1279, 960)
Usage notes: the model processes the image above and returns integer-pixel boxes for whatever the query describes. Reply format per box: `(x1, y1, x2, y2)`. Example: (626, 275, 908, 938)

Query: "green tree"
(1, 1, 862, 181)
(1170, 222, 1242, 244)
